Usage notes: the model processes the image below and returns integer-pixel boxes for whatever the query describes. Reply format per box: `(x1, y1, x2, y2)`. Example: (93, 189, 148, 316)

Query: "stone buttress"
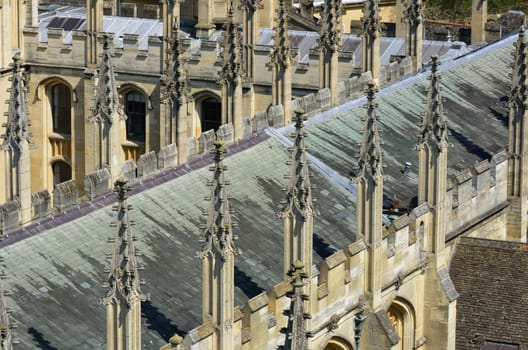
(355, 82, 384, 309)
(198, 141, 238, 350)
(361, 0, 381, 79)
(269, 0, 294, 125)
(507, 26, 528, 242)
(403, 0, 424, 72)
(88, 35, 126, 181)
(103, 178, 145, 350)
(319, 0, 343, 106)
(1, 52, 32, 224)
(218, 4, 244, 139)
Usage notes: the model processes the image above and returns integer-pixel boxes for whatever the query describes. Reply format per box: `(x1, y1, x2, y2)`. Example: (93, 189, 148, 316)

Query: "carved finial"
(1, 51, 31, 152)
(319, 0, 343, 53)
(357, 82, 383, 182)
(270, 0, 292, 68)
(418, 55, 448, 151)
(361, 0, 382, 38)
(218, 3, 243, 85)
(88, 37, 124, 124)
(198, 141, 237, 260)
(280, 110, 313, 218)
(403, 0, 424, 27)
(509, 26, 528, 111)
(280, 261, 312, 350)
(103, 178, 144, 305)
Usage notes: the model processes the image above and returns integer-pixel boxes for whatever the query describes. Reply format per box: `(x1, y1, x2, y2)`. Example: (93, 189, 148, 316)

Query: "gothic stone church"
(0, 0, 527, 349)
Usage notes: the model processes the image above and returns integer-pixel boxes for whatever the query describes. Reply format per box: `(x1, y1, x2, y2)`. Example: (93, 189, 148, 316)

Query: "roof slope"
(450, 237, 528, 349)
(2, 136, 355, 349)
(302, 37, 513, 208)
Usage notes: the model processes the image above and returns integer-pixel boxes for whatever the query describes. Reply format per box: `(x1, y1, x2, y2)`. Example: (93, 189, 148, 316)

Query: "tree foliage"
(425, 0, 528, 21)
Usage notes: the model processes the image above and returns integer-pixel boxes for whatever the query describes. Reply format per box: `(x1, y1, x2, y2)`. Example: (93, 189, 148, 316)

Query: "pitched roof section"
(450, 237, 528, 349)
(2, 136, 355, 348)
(1, 52, 31, 153)
(303, 36, 514, 208)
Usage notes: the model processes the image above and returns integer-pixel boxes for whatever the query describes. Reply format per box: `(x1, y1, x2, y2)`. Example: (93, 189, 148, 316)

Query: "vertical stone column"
(395, 0, 406, 38)
(198, 141, 237, 350)
(270, 0, 293, 125)
(319, 0, 342, 106)
(507, 27, 528, 242)
(1, 53, 32, 224)
(86, 0, 104, 67)
(471, 0, 487, 44)
(195, 0, 215, 39)
(219, 5, 244, 139)
(355, 82, 384, 309)
(403, 0, 424, 73)
(103, 178, 144, 350)
(417, 56, 448, 253)
(361, 0, 381, 80)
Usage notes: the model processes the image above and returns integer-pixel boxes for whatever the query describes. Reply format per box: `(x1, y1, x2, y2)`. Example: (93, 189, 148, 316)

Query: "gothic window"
(52, 161, 72, 186)
(324, 338, 353, 350)
(125, 91, 146, 143)
(50, 84, 71, 134)
(201, 98, 221, 132)
(387, 300, 415, 350)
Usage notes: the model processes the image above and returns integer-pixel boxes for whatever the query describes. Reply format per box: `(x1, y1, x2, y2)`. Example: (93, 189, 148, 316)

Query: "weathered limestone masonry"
(219, 5, 244, 139)
(471, 0, 488, 44)
(319, 0, 343, 106)
(403, 0, 424, 73)
(507, 26, 528, 242)
(1, 53, 32, 225)
(103, 178, 145, 350)
(269, 0, 294, 126)
(198, 141, 238, 350)
(361, 0, 382, 80)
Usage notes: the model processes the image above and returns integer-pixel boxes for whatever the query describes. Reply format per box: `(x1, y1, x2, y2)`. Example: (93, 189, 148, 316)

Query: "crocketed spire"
(418, 56, 448, 150)
(0, 262, 13, 350)
(280, 261, 312, 350)
(89, 35, 124, 124)
(1, 52, 31, 152)
(198, 141, 237, 259)
(509, 25, 528, 109)
(104, 177, 143, 305)
(357, 82, 383, 182)
(361, 0, 382, 38)
(161, 19, 190, 104)
(218, 3, 243, 85)
(270, 0, 292, 68)
(280, 110, 313, 218)
(403, 0, 424, 28)
(319, 0, 343, 53)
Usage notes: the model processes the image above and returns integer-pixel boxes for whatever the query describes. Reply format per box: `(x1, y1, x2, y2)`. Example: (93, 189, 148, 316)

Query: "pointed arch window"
(201, 98, 221, 132)
(125, 91, 146, 143)
(52, 161, 72, 186)
(50, 84, 72, 134)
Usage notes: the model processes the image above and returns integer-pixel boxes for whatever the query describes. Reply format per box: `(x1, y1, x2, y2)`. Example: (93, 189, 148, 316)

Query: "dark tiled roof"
(2, 31, 519, 350)
(2, 136, 356, 349)
(450, 237, 528, 350)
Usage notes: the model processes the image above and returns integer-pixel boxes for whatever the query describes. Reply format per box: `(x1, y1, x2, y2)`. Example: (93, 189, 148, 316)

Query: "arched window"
(50, 84, 71, 134)
(52, 161, 72, 186)
(325, 337, 353, 350)
(387, 300, 415, 350)
(201, 98, 221, 132)
(125, 91, 146, 142)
